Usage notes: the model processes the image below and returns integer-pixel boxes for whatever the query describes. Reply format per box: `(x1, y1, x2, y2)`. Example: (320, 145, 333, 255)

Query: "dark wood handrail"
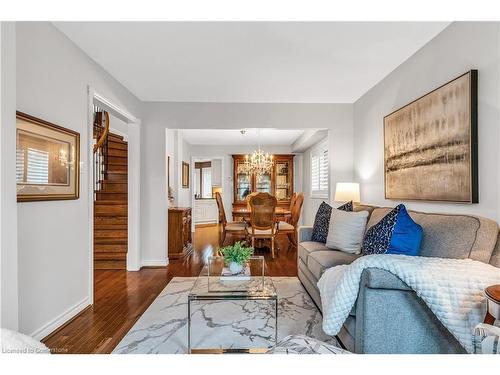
(93, 111, 109, 153)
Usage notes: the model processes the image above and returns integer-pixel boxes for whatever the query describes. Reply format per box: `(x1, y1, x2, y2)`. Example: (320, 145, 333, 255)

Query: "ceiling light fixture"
(238, 129, 274, 180)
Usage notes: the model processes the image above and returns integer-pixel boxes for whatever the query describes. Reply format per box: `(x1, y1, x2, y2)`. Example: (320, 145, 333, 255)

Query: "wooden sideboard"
(232, 154, 294, 211)
(168, 207, 192, 259)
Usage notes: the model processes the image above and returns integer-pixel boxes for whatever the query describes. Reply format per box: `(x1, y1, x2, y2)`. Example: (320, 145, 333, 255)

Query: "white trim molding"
(93, 92, 138, 124)
(30, 297, 90, 340)
(141, 259, 168, 268)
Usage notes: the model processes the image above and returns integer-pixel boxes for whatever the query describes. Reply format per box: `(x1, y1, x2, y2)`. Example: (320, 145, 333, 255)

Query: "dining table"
(232, 206, 291, 222)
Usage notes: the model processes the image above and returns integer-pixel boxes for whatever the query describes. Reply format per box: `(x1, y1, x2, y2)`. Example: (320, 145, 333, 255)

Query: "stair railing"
(93, 109, 110, 199)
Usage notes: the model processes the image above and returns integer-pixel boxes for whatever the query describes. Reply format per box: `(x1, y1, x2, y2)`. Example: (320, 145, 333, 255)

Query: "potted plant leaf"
(220, 241, 254, 275)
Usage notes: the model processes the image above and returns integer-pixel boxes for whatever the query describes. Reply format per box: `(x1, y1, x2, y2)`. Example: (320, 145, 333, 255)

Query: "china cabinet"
(232, 154, 294, 210)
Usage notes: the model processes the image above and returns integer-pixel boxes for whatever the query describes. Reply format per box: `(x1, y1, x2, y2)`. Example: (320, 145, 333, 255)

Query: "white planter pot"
(229, 262, 243, 275)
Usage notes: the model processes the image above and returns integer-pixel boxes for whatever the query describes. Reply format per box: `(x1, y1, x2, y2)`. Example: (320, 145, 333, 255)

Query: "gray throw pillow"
(326, 209, 369, 254)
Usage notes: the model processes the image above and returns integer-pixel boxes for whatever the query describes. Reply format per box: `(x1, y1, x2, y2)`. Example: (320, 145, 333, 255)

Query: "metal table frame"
(187, 287, 278, 354)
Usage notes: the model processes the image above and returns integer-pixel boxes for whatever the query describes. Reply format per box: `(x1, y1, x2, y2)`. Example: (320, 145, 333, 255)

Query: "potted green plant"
(220, 241, 254, 275)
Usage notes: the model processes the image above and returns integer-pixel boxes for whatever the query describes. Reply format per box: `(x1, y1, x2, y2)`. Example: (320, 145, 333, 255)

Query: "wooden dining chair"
(277, 192, 304, 251)
(215, 192, 247, 246)
(247, 192, 278, 258)
(286, 192, 298, 223)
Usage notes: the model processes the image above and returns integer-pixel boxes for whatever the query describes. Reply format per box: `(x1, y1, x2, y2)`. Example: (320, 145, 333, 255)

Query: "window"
(201, 168, 212, 198)
(194, 161, 213, 199)
(310, 140, 329, 198)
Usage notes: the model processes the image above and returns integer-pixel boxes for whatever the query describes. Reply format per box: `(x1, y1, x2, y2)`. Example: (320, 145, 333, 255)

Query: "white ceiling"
(181, 128, 305, 146)
(54, 22, 449, 103)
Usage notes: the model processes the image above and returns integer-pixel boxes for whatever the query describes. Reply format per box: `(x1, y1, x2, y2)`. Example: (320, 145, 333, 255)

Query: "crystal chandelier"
(238, 130, 274, 179)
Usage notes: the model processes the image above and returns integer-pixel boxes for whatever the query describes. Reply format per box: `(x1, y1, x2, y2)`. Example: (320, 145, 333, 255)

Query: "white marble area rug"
(113, 277, 337, 354)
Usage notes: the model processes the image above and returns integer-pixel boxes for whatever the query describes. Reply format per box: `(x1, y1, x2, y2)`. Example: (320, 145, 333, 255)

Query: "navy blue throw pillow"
(311, 201, 353, 243)
(361, 204, 423, 256)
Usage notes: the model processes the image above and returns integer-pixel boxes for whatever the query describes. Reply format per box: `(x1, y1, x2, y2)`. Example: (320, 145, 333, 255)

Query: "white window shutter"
(310, 140, 329, 198)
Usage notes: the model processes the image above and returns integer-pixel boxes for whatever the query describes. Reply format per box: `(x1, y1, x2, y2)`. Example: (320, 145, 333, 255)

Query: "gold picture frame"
(182, 161, 190, 188)
(16, 111, 80, 202)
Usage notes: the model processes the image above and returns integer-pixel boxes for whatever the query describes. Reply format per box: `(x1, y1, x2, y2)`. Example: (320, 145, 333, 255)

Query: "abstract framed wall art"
(384, 70, 478, 203)
(16, 111, 80, 202)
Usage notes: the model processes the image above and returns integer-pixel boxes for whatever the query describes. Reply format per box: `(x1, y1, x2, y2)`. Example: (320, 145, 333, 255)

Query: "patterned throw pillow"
(361, 204, 423, 256)
(311, 201, 353, 243)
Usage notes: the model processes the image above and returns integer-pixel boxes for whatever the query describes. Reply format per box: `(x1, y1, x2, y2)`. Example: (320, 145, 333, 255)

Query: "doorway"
(87, 89, 141, 303)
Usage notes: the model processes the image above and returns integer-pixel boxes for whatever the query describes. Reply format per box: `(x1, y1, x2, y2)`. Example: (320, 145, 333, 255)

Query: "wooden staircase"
(93, 112, 128, 270)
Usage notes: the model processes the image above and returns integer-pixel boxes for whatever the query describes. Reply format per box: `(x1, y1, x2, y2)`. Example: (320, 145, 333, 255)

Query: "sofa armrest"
(474, 323, 500, 354)
(298, 226, 313, 242)
(361, 268, 411, 291)
(353, 267, 465, 353)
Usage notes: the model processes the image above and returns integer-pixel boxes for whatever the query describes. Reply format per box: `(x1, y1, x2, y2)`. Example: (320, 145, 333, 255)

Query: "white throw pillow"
(326, 209, 369, 254)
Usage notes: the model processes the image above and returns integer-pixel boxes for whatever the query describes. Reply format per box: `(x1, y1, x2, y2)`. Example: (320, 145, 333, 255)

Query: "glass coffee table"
(187, 256, 278, 354)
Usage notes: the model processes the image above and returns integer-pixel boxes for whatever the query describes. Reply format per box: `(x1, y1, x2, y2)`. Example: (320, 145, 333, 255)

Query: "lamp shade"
(334, 182, 360, 203)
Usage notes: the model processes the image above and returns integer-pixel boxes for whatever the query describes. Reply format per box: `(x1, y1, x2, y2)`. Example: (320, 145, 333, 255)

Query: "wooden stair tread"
(94, 238, 127, 244)
(107, 141, 128, 147)
(94, 231, 127, 238)
(94, 224, 127, 230)
(94, 253, 127, 260)
(95, 192, 128, 200)
(95, 191, 128, 195)
(94, 200, 128, 204)
(101, 179, 127, 183)
(94, 243, 127, 251)
(108, 133, 124, 140)
(108, 137, 127, 143)
(106, 171, 127, 175)
(107, 165, 127, 172)
(94, 260, 126, 270)
(108, 149, 127, 157)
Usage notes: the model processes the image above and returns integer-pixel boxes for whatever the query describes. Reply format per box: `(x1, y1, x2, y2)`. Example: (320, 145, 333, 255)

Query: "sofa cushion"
(298, 241, 330, 264)
(326, 209, 369, 254)
(307, 250, 360, 280)
(366, 208, 498, 262)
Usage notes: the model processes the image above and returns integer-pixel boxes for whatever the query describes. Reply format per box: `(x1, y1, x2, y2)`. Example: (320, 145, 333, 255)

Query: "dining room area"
(165, 127, 329, 273)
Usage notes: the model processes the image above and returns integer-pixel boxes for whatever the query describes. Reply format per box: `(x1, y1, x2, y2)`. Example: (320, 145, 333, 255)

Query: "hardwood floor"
(42, 224, 297, 354)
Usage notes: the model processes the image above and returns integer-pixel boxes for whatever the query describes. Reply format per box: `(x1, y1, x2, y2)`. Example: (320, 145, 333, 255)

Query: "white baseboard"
(30, 297, 90, 340)
(141, 259, 168, 268)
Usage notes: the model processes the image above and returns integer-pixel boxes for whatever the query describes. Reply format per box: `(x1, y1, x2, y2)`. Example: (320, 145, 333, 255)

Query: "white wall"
(109, 113, 128, 140)
(0, 22, 19, 330)
(353, 22, 500, 220)
(15, 22, 142, 338)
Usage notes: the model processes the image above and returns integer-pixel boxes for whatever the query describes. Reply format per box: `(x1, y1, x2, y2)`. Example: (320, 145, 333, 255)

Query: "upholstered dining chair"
(277, 192, 304, 251)
(247, 192, 278, 258)
(215, 192, 247, 246)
